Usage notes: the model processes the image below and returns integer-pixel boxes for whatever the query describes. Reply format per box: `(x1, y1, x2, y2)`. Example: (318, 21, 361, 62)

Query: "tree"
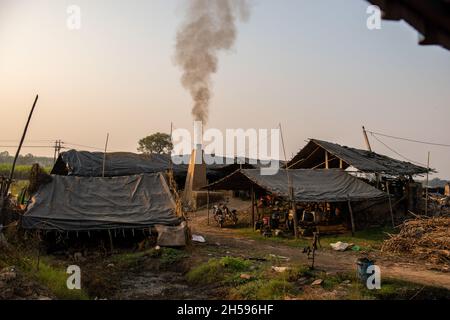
(137, 132, 173, 154)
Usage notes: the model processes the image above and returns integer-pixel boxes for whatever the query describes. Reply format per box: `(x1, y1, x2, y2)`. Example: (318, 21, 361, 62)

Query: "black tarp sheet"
(205, 169, 387, 202)
(22, 173, 180, 231)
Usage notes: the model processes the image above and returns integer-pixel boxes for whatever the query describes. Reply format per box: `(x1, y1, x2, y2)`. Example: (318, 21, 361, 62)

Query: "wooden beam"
(325, 150, 329, 169)
(347, 198, 355, 236)
(288, 146, 321, 169)
(386, 182, 395, 228)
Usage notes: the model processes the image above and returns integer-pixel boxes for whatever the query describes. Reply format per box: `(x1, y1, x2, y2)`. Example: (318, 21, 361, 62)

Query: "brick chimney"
(183, 122, 207, 205)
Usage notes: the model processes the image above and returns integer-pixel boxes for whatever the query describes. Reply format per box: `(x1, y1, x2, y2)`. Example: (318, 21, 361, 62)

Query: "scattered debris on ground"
(330, 241, 354, 251)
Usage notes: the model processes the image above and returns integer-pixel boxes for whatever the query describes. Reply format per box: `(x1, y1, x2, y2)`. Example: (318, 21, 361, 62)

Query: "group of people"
(256, 194, 344, 234)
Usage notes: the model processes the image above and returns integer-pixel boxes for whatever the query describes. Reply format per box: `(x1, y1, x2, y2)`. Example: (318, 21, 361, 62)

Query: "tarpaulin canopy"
(288, 139, 430, 176)
(204, 169, 387, 202)
(22, 173, 180, 231)
(50, 150, 263, 181)
(51, 150, 187, 177)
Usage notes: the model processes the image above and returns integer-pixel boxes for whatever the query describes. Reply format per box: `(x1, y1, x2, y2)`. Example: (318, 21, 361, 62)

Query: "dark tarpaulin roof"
(288, 139, 429, 176)
(51, 150, 187, 177)
(51, 150, 263, 179)
(22, 173, 180, 231)
(204, 169, 387, 202)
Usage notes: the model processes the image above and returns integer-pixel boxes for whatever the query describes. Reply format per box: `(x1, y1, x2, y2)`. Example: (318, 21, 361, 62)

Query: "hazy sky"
(1, 0, 449, 178)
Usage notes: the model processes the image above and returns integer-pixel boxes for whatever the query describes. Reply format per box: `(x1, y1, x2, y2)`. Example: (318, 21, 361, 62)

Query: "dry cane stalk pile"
(382, 216, 450, 267)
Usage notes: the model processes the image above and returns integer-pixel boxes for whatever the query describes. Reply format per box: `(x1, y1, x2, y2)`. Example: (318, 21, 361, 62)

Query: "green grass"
(0, 250, 89, 300)
(363, 278, 450, 300)
(0, 164, 51, 181)
(1, 164, 51, 197)
(230, 278, 297, 300)
(110, 250, 149, 268)
(237, 226, 394, 251)
(32, 257, 89, 300)
(111, 247, 188, 269)
(159, 247, 189, 266)
(187, 255, 450, 300)
(186, 256, 252, 285)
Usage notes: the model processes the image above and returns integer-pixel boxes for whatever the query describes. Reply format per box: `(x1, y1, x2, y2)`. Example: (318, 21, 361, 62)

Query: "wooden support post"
(291, 186, 299, 239)
(292, 202, 298, 239)
(386, 182, 395, 228)
(207, 189, 210, 226)
(108, 229, 114, 253)
(339, 159, 343, 169)
(347, 198, 355, 236)
(425, 152, 430, 216)
(102, 133, 109, 178)
(251, 186, 255, 230)
(325, 151, 329, 169)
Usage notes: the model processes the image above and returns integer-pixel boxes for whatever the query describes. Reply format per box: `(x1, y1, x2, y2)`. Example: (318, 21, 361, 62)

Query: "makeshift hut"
(287, 139, 429, 176)
(51, 149, 261, 188)
(204, 169, 387, 234)
(22, 173, 180, 231)
(287, 139, 431, 216)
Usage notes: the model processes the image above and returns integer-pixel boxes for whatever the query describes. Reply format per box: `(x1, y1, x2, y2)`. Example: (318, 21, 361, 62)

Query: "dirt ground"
(3, 197, 448, 300)
(187, 199, 450, 291)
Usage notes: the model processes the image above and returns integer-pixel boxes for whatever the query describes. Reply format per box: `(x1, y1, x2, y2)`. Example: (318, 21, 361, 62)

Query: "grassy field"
(236, 226, 395, 251)
(0, 242, 89, 300)
(0, 164, 52, 180)
(187, 256, 449, 300)
(1, 164, 52, 197)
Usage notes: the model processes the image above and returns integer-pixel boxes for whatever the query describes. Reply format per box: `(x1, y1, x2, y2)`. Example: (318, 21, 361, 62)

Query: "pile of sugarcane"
(382, 216, 450, 266)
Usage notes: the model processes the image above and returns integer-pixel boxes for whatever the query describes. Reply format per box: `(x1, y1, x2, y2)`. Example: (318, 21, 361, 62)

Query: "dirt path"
(189, 207, 450, 290)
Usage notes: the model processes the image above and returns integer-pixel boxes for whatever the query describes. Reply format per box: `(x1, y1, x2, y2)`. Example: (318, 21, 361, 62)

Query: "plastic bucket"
(356, 258, 374, 283)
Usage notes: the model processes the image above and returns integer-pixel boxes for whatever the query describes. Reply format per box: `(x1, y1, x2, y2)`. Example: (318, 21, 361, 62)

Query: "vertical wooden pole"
(386, 182, 395, 228)
(347, 198, 355, 236)
(108, 229, 114, 253)
(279, 123, 298, 238)
(53, 140, 58, 164)
(207, 189, 210, 226)
(325, 151, 329, 169)
(425, 152, 430, 216)
(251, 186, 255, 229)
(102, 133, 109, 178)
(291, 186, 299, 239)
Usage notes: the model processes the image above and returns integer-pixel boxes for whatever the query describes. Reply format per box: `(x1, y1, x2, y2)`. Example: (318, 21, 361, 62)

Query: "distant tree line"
(0, 151, 54, 167)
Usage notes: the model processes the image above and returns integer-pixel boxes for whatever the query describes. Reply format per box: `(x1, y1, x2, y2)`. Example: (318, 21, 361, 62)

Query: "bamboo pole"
(425, 152, 430, 216)
(5, 95, 39, 197)
(347, 197, 355, 236)
(251, 186, 255, 229)
(279, 123, 298, 238)
(207, 189, 210, 226)
(102, 133, 109, 178)
(386, 182, 395, 227)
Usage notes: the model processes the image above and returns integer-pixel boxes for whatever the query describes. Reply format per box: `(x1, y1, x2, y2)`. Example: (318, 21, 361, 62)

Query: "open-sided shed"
(287, 139, 429, 176)
(204, 169, 387, 202)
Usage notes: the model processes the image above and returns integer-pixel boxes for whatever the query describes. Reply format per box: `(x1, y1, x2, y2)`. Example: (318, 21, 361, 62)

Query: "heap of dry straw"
(382, 216, 450, 266)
